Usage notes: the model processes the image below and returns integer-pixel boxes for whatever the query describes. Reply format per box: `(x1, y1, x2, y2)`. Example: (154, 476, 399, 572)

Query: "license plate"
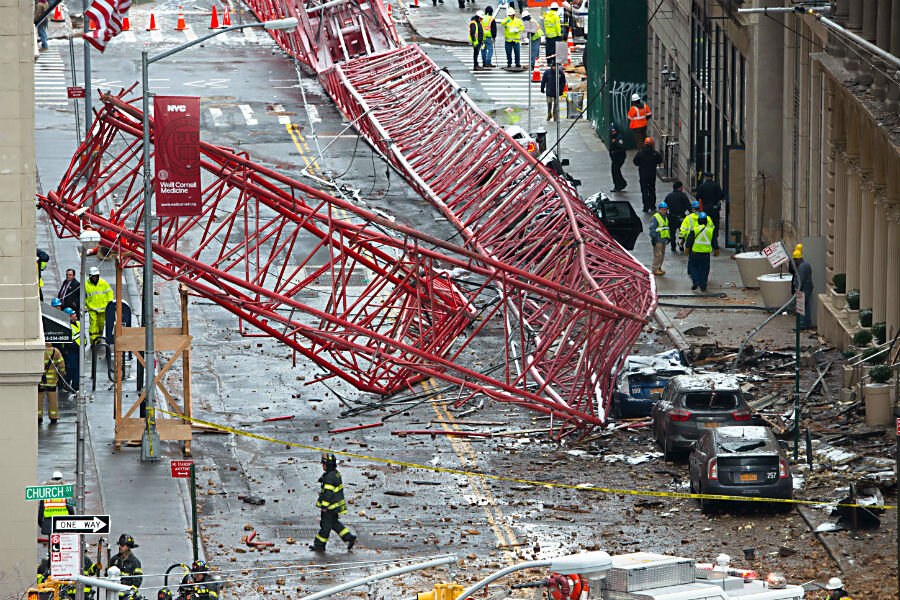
(651, 387, 663, 394)
(740, 473, 758, 482)
(703, 422, 719, 429)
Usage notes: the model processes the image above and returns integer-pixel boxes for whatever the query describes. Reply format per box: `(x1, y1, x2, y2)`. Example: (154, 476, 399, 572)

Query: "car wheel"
(662, 432, 672, 462)
(699, 484, 714, 515)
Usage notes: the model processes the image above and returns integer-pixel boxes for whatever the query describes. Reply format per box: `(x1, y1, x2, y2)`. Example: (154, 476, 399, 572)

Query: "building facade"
(644, 0, 900, 347)
(0, 0, 45, 594)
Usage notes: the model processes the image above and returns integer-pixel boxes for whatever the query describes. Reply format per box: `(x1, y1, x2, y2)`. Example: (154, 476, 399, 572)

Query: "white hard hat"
(476, 10, 484, 17)
(89, 266, 100, 276)
(631, 93, 641, 102)
(52, 471, 63, 480)
(506, 6, 514, 14)
(825, 578, 843, 591)
(522, 8, 529, 16)
(549, 1, 558, 7)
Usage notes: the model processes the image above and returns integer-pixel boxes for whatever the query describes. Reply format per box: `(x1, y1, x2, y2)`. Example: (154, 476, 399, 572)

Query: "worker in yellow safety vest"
(39, 344, 66, 424)
(686, 212, 714, 292)
(481, 6, 496, 68)
(678, 200, 701, 249)
(501, 7, 523, 69)
(649, 202, 669, 276)
(542, 2, 562, 62)
(469, 12, 484, 70)
(84, 266, 114, 344)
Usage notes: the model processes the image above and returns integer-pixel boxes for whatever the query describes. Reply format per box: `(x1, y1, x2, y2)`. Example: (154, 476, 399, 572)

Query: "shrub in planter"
(846, 288, 861, 310)
(852, 329, 873, 346)
(869, 365, 893, 384)
(861, 346, 885, 364)
(833, 273, 846, 294)
(859, 308, 873, 328)
(873, 322, 887, 344)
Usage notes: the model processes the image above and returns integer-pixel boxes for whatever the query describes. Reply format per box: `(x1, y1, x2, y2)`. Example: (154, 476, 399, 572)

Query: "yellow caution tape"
(159, 409, 896, 510)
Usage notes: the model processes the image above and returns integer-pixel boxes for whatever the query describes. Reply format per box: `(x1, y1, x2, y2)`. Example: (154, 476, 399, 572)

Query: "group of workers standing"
(469, 1, 568, 71)
(37, 246, 116, 424)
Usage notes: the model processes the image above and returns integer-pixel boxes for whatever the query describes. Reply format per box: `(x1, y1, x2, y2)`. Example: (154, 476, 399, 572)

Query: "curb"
(395, 0, 471, 46)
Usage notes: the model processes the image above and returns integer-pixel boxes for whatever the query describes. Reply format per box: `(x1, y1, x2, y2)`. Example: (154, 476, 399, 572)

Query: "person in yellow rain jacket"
(501, 6, 523, 69)
(39, 344, 65, 424)
(84, 266, 114, 343)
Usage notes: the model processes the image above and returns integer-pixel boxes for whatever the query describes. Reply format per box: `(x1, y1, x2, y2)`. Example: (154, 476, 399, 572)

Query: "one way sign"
(51, 515, 111, 534)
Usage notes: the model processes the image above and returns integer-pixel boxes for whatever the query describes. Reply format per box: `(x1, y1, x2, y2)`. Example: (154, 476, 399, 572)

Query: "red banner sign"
(154, 96, 202, 216)
(67, 87, 85, 99)
(170, 459, 194, 478)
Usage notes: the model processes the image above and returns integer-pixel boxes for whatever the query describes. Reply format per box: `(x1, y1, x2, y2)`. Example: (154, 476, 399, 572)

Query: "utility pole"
(82, 0, 91, 137)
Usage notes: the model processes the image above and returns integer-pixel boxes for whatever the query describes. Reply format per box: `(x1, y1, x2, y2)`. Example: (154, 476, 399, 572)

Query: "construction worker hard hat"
(64, 307, 75, 315)
(117, 534, 139, 548)
(522, 8, 529, 17)
(658, 202, 668, 209)
(550, 1, 558, 7)
(792, 243, 803, 259)
(698, 212, 707, 220)
(89, 266, 100, 276)
(691, 200, 700, 209)
(476, 10, 484, 17)
(51, 298, 62, 307)
(631, 93, 641, 102)
(825, 578, 843, 590)
(506, 6, 514, 14)
(52, 471, 64, 480)
(644, 137, 654, 146)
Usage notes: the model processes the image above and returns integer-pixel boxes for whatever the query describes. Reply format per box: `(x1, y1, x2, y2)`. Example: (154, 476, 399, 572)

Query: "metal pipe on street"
(297, 556, 457, 600)
(456, 560, 552, 600)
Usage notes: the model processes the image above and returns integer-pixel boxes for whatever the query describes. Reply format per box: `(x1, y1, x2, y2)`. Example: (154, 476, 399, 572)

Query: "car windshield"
(682, 391, 739, 410)
(603, 203, 631, 219)
(719, 440, 767, 453)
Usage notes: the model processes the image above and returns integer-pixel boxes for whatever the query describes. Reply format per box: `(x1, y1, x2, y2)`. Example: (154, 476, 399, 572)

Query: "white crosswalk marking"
(273, 104, 291, 125)
(34, 51, 69, 106)
(208, 107, 225, 127)
(444, 45, 583, 107)
(239, 104, 258, 125)
(183, 26, 197, 42)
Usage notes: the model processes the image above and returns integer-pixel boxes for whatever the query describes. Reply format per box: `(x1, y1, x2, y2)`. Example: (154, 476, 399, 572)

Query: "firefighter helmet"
(117, 534, 139, 548)
(158, 589, 173, 600)
(322, 453, 338, 470)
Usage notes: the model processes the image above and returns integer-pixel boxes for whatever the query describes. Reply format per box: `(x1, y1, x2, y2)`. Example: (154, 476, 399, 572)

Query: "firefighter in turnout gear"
(38, 344, 66, 423)
(109, 534, 143, 593)
(178, 560, 219, 600)
(310, 453, 357, 552)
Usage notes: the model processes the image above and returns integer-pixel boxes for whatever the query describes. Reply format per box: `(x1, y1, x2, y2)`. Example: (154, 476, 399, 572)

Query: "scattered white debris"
(815, 522, 840, 532)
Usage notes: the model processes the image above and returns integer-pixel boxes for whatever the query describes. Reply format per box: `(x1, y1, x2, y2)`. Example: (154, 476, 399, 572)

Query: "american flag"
(84, 0, 132, 51)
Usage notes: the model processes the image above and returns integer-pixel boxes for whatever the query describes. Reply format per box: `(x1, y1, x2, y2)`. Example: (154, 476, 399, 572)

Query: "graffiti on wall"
(610, 80, 647, 138)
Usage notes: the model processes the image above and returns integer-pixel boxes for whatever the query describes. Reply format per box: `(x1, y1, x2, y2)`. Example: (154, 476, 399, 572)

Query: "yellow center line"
(425, 380, 520, 564)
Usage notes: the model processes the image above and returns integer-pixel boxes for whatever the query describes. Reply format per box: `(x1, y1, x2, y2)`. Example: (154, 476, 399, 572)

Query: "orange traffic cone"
(531, 64, 541, 82)
(175, 6, 187, 30)
(51, 4, 64, 22)
(566, 30, 574, 66)
(222, 5, 231, 26)
(209, 5, 220, 28)
(387, 3, 392, 18)
(121, 15, 130, 30)
(147, 8, 159, 30)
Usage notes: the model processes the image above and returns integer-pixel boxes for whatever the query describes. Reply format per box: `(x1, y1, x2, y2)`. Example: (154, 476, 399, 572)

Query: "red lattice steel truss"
(40, 93, 649, 436)
(41, 0, 656, 435)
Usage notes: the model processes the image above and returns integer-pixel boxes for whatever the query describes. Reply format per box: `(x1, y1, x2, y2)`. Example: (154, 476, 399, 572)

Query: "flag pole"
(83, 0, 92, 137)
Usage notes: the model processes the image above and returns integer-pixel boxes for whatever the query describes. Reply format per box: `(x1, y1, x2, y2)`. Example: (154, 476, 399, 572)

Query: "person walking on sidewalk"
(481, 6, 496, 67)
(627, 94, 651, 149)
(540, 60, 565, 121)
(310, 453, 357, 552)
(694, 172, 725, 255)
(664, 181, 690, 251)
(522, 10, 541, 69)
(649, 202, 669, 275)
(34, 0, 49, 50)
(38, 344, 65, 424)
(542, 2, 562, 61)
(501, 7, 523, 68)
(469, 12, 485, 70)
(790, 243, 813, 331)
(109, 534, 143, 593)
(632, 137, 662, 212)
(608, 122, 627, 193)
(686, 211, 714, 291)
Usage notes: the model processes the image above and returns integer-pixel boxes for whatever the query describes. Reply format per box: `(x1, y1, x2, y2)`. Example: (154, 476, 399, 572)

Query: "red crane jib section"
(42, 0, 656, 436)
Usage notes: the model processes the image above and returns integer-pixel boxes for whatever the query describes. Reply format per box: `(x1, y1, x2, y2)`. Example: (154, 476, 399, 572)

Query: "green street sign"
(25, 484, 74, 501)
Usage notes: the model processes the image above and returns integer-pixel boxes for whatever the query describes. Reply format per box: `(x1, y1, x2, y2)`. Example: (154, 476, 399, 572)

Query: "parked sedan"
(583, 192, 643, 250)
(612, 350, 692, 418)
(689, 426, 793, 514)
(651, 374, 753, 460)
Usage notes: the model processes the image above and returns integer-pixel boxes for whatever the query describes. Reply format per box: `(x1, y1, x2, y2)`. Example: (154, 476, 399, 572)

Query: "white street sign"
(50, 533, 80, 579)
(762, 241, 789, 269)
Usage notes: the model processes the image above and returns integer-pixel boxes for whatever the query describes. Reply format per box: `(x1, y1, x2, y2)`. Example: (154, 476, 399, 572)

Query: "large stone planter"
(757, 273, 793, 309)
(863, 383, 893, 426)
(735, 252, 777, 288)
(830, 288, 846, 310)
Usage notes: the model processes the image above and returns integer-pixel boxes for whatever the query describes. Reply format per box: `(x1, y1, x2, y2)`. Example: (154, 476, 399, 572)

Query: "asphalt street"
(33, 2, 877, 599)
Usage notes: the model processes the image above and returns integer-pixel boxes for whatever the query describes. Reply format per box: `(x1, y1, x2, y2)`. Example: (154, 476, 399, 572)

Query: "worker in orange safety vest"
(627, 93, 652, 149)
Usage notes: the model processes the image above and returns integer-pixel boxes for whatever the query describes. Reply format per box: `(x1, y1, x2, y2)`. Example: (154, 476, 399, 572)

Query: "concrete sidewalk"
(36, 116, 195, 589)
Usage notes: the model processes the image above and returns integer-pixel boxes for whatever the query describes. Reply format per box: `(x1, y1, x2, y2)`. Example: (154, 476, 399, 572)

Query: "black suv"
(689, 426, 793, 514)
(651, 374, 753, 459)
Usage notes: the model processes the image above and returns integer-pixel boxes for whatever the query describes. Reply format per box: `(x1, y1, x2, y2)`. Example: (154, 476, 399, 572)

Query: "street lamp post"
(138, 17, 298, 462)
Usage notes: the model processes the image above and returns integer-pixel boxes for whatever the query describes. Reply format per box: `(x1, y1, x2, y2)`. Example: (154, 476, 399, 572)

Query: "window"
(681, 392, 740, 410)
